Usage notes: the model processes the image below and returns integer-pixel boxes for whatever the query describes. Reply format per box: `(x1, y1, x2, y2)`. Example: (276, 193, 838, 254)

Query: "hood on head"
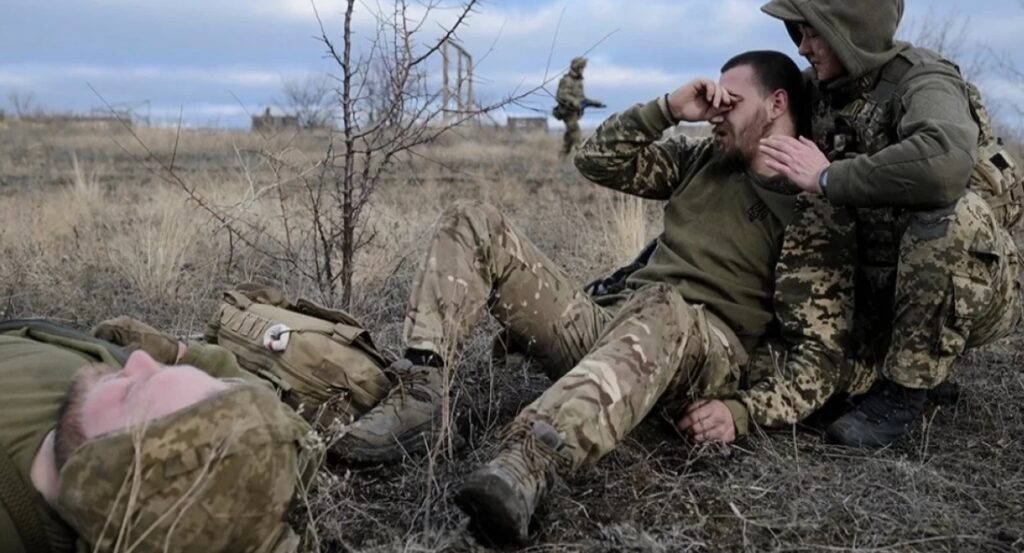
(570, 56, 587, 75)
(761, 0, 906, 81)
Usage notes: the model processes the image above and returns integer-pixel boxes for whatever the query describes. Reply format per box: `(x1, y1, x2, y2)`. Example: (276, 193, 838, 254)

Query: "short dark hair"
(721, 50, 808, 136)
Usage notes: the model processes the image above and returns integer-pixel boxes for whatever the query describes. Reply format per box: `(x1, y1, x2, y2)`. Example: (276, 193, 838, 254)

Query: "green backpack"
(964, 82, 1023, 229)
(206, 285, 392, 429)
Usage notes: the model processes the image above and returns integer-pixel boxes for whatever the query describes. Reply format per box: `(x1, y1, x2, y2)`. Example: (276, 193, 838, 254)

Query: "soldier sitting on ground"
(0, 318, 322, 553)
(333, 50, 872, 543)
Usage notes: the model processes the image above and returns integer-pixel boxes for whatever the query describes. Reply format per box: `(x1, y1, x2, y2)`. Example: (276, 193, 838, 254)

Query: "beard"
(708, 112, 771, 176)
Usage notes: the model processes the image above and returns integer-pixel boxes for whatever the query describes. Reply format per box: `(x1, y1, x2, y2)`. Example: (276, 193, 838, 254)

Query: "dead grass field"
(1, 120, 1022, 553)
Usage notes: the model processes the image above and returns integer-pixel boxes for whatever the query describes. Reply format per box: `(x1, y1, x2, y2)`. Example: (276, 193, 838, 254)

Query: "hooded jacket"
(762, 0, 979, 208)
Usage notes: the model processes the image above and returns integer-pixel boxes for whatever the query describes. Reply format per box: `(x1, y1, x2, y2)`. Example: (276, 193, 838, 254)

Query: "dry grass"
(2, 121, 1023, 552)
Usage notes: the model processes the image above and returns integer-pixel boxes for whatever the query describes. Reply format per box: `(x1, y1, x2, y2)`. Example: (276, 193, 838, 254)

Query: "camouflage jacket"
(556, 71, 587, 113)
(575, 97, 857, 432)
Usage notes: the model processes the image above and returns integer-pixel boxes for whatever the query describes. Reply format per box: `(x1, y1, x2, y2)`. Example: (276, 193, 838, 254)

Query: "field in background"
(1, 122, 1022, 552)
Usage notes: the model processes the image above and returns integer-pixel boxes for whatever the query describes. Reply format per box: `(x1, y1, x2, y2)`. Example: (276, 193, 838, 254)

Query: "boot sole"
(454, 471, 530, 545)
(334, 421, 465, 463)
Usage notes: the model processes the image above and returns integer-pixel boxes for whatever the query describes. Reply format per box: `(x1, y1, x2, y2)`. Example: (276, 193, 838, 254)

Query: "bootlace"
(495, 419, 571, 483)
(381, 359, 438, 404)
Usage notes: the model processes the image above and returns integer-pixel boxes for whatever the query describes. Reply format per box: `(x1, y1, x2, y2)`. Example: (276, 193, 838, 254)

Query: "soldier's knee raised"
(905, 192, 994, 245)
(440, 199, 504, 230)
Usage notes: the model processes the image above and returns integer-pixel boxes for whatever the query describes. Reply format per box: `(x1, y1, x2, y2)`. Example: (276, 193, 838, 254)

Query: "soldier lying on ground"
(333, 50, 872, 543)
(759, 0, 1023, 447)
(0, 318, 322, 553)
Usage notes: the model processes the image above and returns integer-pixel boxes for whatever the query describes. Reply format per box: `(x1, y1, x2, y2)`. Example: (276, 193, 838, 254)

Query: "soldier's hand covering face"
(73, 351, 230, 442)
(666, 78, 736, 123)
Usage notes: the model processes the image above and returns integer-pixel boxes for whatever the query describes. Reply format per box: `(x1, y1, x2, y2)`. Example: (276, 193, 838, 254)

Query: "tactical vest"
(812, 50, 1024, 229)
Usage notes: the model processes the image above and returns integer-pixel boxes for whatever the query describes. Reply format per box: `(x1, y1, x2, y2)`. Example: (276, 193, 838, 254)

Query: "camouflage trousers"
(854, 191, 1023, 390)
(404, 201, 745, 469)
(561, 114, 581, 157)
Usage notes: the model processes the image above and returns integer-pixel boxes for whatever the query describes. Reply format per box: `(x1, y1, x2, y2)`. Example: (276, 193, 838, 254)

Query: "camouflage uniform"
(555, 57, 598, 157)
(406, 96, 858, 469)
(0, 320, 321, 553)
(762, 0, 1024, 390)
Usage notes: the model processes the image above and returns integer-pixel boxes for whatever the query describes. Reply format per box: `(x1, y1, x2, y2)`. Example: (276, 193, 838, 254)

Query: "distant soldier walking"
(554, 57, 605, 157)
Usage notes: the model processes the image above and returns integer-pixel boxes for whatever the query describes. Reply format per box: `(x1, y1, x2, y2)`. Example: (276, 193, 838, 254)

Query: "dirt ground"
(1, 121, 1022, 552)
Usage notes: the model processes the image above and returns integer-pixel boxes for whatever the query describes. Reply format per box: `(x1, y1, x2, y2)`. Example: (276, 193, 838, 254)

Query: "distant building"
(252, 107, 299, 133)
(18, 114, 131, 132)
(506, 116, 549, 133)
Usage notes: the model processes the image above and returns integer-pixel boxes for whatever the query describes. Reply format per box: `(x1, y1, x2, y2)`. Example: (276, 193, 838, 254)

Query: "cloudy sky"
(3, 0, 1023, 128)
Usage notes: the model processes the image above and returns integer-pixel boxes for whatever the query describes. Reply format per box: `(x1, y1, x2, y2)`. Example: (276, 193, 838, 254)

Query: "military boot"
(827, 378, 928, 448)
(331, 359, 459, 462)
(92, 316, 180, 364)
(454, 419, 570, 544)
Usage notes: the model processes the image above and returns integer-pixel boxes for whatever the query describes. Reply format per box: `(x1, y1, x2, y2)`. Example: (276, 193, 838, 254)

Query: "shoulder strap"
(869, 55, 913, 104)
(0, 319, 129, 366)
(0, 447, 54, 553)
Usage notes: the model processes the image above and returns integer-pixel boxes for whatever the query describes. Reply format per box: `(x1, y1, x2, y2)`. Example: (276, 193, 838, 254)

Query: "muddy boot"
(455, 420, 570, 544)
(331, 359, 459, 462)
(92, 316, 180, 364)
(827, 378, 927, 448)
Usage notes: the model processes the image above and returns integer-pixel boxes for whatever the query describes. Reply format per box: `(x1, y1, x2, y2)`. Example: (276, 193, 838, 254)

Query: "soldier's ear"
(767, 89, 789, 122)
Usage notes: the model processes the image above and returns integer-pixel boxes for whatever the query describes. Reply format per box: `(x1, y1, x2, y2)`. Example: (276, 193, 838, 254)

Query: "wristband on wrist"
(664, 93, 682, 124)
(818, 167, 830, 196)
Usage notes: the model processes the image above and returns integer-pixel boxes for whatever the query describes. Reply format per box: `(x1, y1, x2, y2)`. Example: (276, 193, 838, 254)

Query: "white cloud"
(0, 64, 300, 88)
(0, 71, 35, 88)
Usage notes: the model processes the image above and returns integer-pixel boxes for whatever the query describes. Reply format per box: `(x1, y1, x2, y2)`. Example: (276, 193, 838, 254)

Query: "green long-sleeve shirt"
(575, 97, 857, 432)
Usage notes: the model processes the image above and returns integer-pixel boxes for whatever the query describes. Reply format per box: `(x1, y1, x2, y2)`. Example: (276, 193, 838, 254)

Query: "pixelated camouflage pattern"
(809, 47, 1022, 388)
(737, 193, 860, 425)
(882, 192, 1023, 387)
(56, 384, 323, 553)
(575, 97, 708, 200)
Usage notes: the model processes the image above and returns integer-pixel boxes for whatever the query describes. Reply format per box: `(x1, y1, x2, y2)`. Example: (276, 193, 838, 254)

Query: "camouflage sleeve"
(827, 62, 979, 208)
(574, 97, 708, 200)
(734, 194, 856, 428)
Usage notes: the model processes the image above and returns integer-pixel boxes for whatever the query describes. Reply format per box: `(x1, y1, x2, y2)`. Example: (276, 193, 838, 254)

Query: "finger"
(703, 81, 715, 104)
(685, 399, 710, 414)
(763, 158, 793, 178)
(712, 83, 723, 109)
(759, 143, 793, 164)
(677, 413, 697, 432)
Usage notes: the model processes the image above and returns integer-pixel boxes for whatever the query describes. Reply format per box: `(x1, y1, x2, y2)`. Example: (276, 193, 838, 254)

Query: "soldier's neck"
(751, 122, 798, 178)
(30, 430, 60, 507)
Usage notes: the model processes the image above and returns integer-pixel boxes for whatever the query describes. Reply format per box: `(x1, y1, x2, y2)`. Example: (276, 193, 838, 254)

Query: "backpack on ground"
(206, 284, 392, 429)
